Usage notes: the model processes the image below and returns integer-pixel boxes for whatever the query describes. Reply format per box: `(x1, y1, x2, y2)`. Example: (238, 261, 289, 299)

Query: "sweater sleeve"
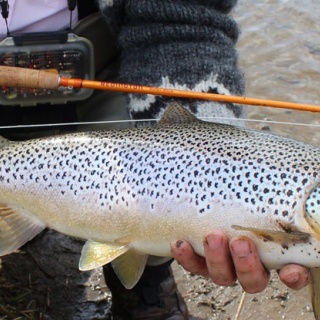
(97, 0, 245, 123)
(98, 0, 125, 34)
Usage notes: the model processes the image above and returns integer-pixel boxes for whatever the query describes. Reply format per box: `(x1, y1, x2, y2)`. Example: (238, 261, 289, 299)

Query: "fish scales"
(2, 104, 320, 307)
(0, 116, 320, 258)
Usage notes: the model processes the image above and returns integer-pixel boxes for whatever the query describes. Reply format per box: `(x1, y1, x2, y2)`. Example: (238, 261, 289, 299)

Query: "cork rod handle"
(0, 66, 60, 89)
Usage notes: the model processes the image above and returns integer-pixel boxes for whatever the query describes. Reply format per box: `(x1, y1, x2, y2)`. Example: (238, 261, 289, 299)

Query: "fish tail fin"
(310, 268, 320, 320)
(0, 203, 45, 256)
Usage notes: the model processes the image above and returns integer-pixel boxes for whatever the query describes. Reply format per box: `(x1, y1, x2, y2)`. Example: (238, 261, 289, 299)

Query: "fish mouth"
(304, 184, 320, 238)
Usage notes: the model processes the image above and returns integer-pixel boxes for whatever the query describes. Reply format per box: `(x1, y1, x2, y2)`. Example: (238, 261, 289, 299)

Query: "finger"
(171, 240, 209, 277)
(278, 264, 310, 290)
(230, 236, 269, 293)
(204, 230, 237, 286)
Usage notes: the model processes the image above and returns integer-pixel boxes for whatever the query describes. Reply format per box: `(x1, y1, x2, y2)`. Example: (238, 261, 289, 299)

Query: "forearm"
(98, 0, 244, 120)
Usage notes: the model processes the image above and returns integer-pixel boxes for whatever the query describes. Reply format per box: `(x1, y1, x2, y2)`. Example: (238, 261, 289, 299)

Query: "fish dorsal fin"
(0, 203, 45, 256)
(112, 250, 148, 289)
(232, 225, 310, 246)
(0, 136, 10, 149)
(158, 102, 199, 127)
(79, 240, 129, 271)
(310, 268, 320, 320)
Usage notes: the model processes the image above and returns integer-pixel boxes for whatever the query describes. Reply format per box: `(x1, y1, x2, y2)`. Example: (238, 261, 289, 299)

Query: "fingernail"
(206, 234, 223, 251)
(175, 240, 184, 249)
(231, 239, 251, 258)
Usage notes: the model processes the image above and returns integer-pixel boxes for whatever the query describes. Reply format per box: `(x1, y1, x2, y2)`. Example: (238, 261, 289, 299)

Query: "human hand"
(170, 230, 310, 293)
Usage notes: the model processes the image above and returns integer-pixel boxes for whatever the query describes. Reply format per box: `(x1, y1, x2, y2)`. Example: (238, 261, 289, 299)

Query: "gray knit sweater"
(97, 0, 244, 122)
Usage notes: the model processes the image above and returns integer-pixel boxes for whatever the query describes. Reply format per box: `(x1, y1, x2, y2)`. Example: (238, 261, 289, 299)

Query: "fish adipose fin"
(158, 102, 199, 127)
(232, 225, 310, 246)
(111, 250, 148, 289)
(79, 240, 129, 271)
(0, 203, 45, 256)
(310, 268, 320, 320)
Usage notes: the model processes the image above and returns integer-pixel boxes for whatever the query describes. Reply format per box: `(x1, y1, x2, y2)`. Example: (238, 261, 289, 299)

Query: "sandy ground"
(173, 262, 315, 320)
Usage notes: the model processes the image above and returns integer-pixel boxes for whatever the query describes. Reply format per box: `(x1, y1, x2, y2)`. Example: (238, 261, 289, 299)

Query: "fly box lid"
(0, 32, 94, 106)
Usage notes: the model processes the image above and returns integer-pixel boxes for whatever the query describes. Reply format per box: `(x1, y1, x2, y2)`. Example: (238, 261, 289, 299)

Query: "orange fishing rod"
(0, 65, 319, 113)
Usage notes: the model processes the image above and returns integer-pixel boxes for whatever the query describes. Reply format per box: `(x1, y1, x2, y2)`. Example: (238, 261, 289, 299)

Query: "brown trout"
(1, 103, 320, 318)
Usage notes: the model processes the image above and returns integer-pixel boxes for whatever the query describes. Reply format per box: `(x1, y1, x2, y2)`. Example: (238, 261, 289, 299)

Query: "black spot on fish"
(282, 211, 289, 217)
(287, 190, 293, 197)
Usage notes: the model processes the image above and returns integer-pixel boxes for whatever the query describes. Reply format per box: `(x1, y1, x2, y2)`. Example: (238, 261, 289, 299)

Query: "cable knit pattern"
(98, 0, 244, 123)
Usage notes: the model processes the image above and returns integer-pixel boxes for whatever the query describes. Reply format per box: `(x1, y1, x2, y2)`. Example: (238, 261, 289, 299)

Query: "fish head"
(305, 185, 320, 237)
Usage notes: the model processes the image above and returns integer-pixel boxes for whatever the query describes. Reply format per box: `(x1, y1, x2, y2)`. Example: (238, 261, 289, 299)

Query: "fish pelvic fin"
(0, 203, 45, 256)
(112, 250, 148, 289)
(232, 225, 310, 246)
(310, 268, 320, 320)
(158, 102, 199, 127)
(79, 240, 130, 271)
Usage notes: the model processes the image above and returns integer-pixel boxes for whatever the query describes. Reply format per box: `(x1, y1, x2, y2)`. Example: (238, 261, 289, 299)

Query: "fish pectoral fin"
(310, 268, 320, 320)
(0, 203, 45, 256)
(79, 240, 129, 271)
(158, 102, 199, 127)
(112, 250, 148, 289)
(232, 225, 310, 246)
